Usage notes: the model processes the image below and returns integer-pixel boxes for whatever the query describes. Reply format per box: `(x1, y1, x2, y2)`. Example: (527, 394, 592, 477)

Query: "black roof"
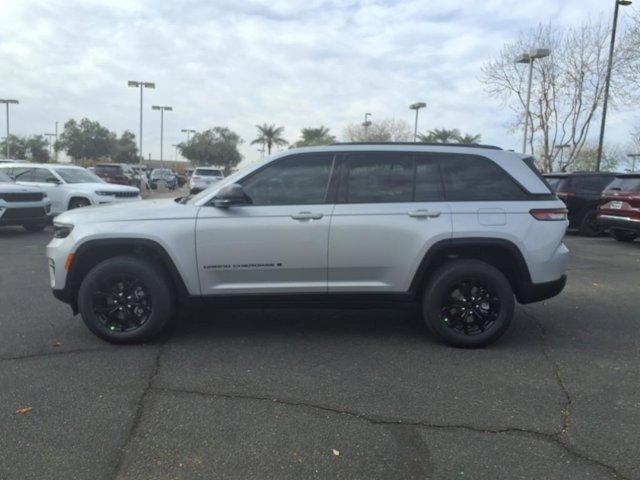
(330, 142, 502, 150)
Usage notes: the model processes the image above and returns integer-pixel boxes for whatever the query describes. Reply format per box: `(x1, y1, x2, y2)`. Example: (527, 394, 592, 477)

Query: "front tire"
(77, 256, 174, 344)
(68, 197, 91, 210)
(611, 229, 637, 243)
(422, 260, 514, 348)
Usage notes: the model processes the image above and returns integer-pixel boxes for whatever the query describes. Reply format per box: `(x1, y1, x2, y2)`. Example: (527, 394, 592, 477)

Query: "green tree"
(251, 124, 288, 154)
(0, 135, 50, 162)
(179, 127, 243, 174)
(418, 128, 461, 143)
(457, 133, 482, 144)
(0, 135, 27, 159)
(56, 118, 116, 163)
(293, 126, 335, 147)
(113, 130, 138, 163)
(570, 145, 619, 172)
(343, 119, 412, 142)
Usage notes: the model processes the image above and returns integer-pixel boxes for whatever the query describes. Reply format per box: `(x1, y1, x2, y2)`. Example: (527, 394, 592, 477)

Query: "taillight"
(530, 208, 568, 221)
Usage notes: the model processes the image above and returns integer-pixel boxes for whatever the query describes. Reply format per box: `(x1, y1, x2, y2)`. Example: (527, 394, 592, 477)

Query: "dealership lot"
(1, 224, 639, 479)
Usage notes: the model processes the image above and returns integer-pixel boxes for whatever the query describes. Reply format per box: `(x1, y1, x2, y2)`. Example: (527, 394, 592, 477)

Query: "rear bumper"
(517, 275, 567, 304)
(597, 214, 640, 233)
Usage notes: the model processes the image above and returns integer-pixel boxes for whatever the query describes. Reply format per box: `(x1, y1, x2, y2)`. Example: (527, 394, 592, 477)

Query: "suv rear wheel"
(578, 210, 604, 237)
(611, 229, 637, 243)
(77, 256, 174, 344)
(422, 260, 514, 348)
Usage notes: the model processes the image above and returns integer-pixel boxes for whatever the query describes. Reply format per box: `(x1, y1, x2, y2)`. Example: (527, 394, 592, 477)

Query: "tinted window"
(439, 155, 528, 201)
(573, 175, 616, 192)
(414, 156, 444, 201)
(95, 165, 122, 175)
(195, 169, 223, 176)
(56, 168, 103, 184)
(607, 176, 640, 192)
(241, 154, 333, 205)
(344, 153, 414, 203)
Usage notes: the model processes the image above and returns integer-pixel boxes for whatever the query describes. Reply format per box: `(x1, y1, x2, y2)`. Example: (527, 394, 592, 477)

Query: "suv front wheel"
(77, 256, 174, 344)
(422, 260, 514, 348)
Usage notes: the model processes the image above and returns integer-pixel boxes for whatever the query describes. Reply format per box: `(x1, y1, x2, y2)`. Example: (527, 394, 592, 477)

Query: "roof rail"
(329, 142, 502, 150)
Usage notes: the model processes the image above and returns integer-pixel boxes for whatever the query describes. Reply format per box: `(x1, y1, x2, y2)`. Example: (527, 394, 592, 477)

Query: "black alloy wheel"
(92, 275, 152, 333)
(440, 279, 500, 336)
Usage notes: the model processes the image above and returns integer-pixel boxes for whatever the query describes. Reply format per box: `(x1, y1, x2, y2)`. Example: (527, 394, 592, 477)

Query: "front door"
(196, 153, 336, 295)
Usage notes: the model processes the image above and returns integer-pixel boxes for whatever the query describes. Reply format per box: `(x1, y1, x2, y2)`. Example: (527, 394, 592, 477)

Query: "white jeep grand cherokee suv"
(47, 144, 568, 348)
(0, 163, 141, 214)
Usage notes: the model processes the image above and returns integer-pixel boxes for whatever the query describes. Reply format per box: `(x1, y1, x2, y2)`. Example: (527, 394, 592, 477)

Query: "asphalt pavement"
(1, 218, 639, 479)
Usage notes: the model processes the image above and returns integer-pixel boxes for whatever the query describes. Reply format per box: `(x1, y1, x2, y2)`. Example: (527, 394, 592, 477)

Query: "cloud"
(0, 0, 635, 165)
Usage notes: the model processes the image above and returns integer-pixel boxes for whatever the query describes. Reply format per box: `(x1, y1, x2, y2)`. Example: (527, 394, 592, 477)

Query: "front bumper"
(597, 214, 640, 233)
(0, 204, 52, 226)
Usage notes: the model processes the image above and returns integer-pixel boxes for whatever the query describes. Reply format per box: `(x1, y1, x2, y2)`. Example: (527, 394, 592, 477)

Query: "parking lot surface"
(1, 221, 639, 479)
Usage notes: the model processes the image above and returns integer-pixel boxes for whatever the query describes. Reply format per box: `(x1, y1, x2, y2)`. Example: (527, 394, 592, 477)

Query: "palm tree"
(457, 133, 482, 144)
(417, 128, 461, 143)
(293, 126, 335, 147)
(251, 124, 288, 154)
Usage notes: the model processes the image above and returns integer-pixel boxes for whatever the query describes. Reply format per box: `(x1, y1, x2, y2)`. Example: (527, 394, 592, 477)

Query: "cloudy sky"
(0, 0, 638, 165)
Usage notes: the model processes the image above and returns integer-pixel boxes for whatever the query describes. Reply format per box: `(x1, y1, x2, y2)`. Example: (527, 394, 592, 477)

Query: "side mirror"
(46, 177, 61, 184)
(212, 183, 250, 208)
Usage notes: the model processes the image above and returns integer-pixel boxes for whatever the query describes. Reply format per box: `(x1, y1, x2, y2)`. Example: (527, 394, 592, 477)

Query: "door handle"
(408, 209, 441, 218)
(291, 211, 324, 220)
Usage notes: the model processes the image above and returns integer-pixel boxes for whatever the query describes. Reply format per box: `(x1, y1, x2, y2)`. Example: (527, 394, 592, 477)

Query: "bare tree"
(481, 20, 636, 172)
(343, 118, 412, 142)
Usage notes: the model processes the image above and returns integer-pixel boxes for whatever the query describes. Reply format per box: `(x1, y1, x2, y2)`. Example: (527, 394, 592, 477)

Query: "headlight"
(53, 223, 74, 239)
(95, 191, 115, 196)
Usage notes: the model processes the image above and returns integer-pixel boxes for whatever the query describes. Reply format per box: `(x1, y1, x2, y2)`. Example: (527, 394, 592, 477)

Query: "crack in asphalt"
(150, 385, 629, 479)
(0, 346, 112, 361)
(110, 341, 166, 480)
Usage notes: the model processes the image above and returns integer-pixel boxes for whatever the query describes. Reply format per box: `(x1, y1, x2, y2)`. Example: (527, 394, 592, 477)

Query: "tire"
(68, 197, 91, 210)
(23, 223, 46, 232)
(77, 256, 174, 344)
(578, 210, 604, 237)
(422, 259, 515, 348)
(611, 229, 637, 243)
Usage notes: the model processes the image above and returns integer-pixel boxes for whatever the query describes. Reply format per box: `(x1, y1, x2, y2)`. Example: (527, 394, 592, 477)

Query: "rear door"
(328, 151, 451, 293)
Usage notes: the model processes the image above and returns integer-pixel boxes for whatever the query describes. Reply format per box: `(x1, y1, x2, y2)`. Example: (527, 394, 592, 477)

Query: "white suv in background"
(0, 170, 52, 231)
(0, 163, 141, 214)
(47, 143, 569, 348)
(189, 167, 224, 193)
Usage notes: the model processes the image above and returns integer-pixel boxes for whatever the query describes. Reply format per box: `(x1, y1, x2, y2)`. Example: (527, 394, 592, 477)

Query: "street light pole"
(362, 112, 372, 141)
(627, 153, 640, 172)
(515, 49, 550, 154)
(596, 0, 632, 172)
(152, 105, 173, 167)
(409, 102, 426, 141)
(44, 133, 56, 159)
(54, 121, 59, 162)
(128, 81, 155, 166)
(0, 99, 19, 159)
(181, 128, 196, 143)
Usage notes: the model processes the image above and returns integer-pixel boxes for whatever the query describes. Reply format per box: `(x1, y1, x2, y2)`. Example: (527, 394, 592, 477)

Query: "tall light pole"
(409, 102, 426, 142)
(628, 153, 640, 172)
(152, 105, 172, 166)
(171, 143, 179, 161)
(0, 99, 19, 159)
(515, 49, 550, 154)
(181, 128, 196, 143)
(596, 0, 632, 172)
(44, 133, 56, 159)
(362, 112, 372, 141)
(128, 81, 155, 166)
(54, 121, 59, 162)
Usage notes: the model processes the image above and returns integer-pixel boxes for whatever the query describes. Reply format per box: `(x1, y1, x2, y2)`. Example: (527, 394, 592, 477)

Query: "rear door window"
(342, 153, 414, 203)
(607, 176, 640, 192)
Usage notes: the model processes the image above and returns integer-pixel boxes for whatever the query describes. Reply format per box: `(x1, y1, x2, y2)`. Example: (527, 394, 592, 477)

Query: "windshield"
(606, 176, 640, 192)
(0, 171, 13, 182)
(95, 165, 122, 175)
(55, 168, 105, 184)
(195, 169, 223, 177)
(151, 169, 173, 179)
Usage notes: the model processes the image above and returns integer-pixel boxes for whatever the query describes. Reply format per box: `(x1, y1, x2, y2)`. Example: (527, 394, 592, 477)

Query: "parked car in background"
(94, 163, 136, 186)
(175, 172, 188, 188)
(149, 168, 177, 190)
(0, 170, 52, 231)
(0, 163, 141, 214)
(543, 172, 618, 236)
(597, 173, 640, 243)
(189, 167, 224, 193)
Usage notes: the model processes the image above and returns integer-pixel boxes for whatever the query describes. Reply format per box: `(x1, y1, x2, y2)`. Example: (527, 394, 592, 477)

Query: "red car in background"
(597, 174, 640, 243)
(94, 163, 136, 187)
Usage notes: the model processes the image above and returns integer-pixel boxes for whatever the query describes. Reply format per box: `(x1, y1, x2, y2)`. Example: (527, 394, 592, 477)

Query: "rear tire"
(578, 210, 604, 237)
(611, 229, 637, 243)
(77, 256, 174, 344)
(422, 259, 514, 348)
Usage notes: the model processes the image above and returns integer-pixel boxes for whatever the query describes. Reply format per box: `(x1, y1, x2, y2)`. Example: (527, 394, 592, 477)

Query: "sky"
(0, 0, 638, 166)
